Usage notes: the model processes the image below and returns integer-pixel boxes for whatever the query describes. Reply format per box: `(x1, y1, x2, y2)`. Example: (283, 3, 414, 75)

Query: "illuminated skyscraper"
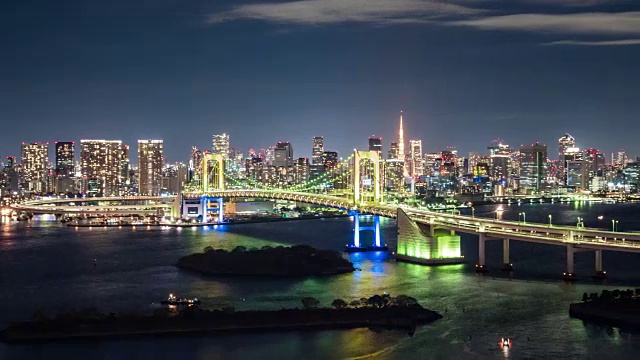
(409, 140, 423, 177)
(519, 143, 547, 192)
(312, 136, 324, 165)
(388, 142, 399, 160)
(138, 140, 164, 196)
(368, 136, 382, 154)
(55, 142, 75, 177)
(212, 133, 230, 160)
(21, 142, 49, 191)
(322, 151, 338, 171)
(80, 140, 124, 196)
(295, 158, 310, 184)
(558, 133, 576, 161)
(6, 156, 16, 169)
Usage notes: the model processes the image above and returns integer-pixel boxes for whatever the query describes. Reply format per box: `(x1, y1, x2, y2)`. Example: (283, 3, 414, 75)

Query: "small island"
(177, 245, 355, 276)
(0, 294, 442, 343)
(569, 289, 640, 330)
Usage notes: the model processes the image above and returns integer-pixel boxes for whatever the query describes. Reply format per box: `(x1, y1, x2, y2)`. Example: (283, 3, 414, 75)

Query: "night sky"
(3, 0, 640, 163)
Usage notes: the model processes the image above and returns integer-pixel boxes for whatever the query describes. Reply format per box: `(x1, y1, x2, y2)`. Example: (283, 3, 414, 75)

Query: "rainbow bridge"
(14, 150, 640, 280)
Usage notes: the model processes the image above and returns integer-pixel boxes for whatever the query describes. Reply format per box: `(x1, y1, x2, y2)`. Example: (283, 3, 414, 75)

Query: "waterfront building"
(162, 163, 188, 194)
(20, 142, 49, 192)
(138, 140, 164, 196)
(55, 142, 75, 177)
(188, 147, 204, 186)
(312, 136, 324, 165)
(566, 160, 588, 190)
(212, 133, 230, 160)
(80, 140, 125, 196)
(519, 143, 547, 193)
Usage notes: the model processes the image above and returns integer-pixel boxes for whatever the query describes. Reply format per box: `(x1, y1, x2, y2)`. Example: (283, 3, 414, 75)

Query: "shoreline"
(569, 302, 640, 331)
(0, 306, 442, 344)
(66, 213, 349, 228)
(176, 245, 355, 277)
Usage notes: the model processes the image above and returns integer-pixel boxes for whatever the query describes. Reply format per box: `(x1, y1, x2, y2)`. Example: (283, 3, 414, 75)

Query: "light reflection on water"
(1, 205, 640, 359)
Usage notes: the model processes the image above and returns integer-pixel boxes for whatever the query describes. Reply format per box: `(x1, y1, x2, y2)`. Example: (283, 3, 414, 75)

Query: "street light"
(471, 207, 475, 219)
(612, 219, 619, 232)
(548, 214, 552, 228)
(519, 212, 526, 224)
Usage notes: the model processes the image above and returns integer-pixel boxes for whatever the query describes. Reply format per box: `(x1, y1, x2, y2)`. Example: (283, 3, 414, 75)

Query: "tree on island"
(368, 295, 385, 308)
(302, 297, 320, 309)
(395, 295, 418, 307)
(232, 246, 247, 253)
(331, 299, 348, 309)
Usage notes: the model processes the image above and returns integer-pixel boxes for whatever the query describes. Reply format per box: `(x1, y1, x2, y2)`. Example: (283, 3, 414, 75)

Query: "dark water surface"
(2, 202, 640, 359)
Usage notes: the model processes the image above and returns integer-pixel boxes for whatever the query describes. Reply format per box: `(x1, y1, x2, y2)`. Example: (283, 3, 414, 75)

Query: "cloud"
(452, 12, 640, 35)
(522, 0, 621, 6)
(542, 38, 640, 46)
(209, 0, 483, 25)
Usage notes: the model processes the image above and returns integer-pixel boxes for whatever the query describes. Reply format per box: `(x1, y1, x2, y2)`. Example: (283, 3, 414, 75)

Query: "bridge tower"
(353, 150, 382, 205)
(191, 153, 225, 223)
(201, 153, 225, 192)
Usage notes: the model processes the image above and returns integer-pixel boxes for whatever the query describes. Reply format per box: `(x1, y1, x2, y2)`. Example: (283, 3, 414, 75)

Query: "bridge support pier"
(592, 249, 607, 281)
(345, 213, 387, 252)
(500, 239, 513, 271)
(475, 233, 488, 273)
(563, 243, 577, 281)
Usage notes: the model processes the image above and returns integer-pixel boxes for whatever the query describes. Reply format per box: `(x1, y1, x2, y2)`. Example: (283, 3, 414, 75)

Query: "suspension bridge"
(14, 150, 640, 281)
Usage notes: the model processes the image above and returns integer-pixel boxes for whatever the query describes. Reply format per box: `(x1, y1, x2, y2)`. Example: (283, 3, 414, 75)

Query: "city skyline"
(4, 1, 640, 161)
(0, 122, 637, 166)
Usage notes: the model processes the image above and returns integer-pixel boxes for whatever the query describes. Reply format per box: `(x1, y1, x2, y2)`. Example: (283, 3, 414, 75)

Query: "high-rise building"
(489, 143, 510, 182)
(212, 133, 230, 160)
(368, 136, 382, 154)
(55, 142, 75, 177)
(566, 160, 588, 189)
(558, 133, 576, 161)
(384, 159, 404, 191)
(519, 143, 547, 192)
(322, 151, 339, 171)
(295, 158, 310, 184)
(388, 142, 399, 160)
(121, 144, 130, 184)
(312, 136, 324, 165)
(409, 140, 423, 177)
(21, 142, 49, 192)
(274, 142, 293, 167)
(138, 140, 164, 196)
(6, 156, 16, 169)
(80, 140, 124, 196)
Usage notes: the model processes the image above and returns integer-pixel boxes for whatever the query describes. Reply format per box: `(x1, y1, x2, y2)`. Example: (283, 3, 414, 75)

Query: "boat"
(160, 293, 201, 306)
(499, 338, 512, 349)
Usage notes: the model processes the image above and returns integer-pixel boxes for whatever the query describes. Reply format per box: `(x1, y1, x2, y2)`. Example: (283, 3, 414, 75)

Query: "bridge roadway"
(192, 190, 640, 253)
(14, 191, 640, 253)
(12, 196, 175, 215)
